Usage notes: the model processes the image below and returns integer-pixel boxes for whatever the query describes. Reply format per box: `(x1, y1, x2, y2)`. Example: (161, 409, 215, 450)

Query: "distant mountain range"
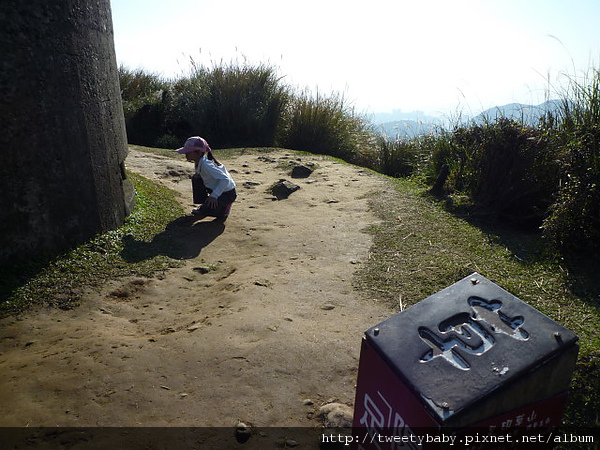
(473, 99, 562, 126)
(371, 100, 562, 139)
(368, 110, 441, 139)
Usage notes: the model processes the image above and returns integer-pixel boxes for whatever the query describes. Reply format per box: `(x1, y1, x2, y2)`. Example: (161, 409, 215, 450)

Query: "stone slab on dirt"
(0, 148, 395, 427)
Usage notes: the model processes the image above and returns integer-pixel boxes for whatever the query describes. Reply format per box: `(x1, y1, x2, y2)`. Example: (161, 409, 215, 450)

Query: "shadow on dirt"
(121, 215, 225, 262)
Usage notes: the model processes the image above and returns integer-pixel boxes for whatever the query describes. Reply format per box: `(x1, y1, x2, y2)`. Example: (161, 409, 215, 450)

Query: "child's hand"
(205, 196, 218, 209)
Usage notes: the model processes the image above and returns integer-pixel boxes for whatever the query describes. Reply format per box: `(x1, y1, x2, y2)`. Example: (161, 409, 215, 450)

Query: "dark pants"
(192, 177, 237, 217)
(196, 188, 237, 217)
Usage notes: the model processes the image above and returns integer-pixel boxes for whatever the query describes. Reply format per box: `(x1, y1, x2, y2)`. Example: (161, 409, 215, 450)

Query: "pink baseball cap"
(175, 136, 211, 154)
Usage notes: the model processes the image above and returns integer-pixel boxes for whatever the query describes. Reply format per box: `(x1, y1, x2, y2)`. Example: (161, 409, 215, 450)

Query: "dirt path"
(0, 148, 394, 429)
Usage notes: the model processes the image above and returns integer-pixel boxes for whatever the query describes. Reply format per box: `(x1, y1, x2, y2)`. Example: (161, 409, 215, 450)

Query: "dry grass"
(354, 175, 600, 428)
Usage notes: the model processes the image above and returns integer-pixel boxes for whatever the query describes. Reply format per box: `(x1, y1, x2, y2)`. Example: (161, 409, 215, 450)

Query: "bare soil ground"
(0, 148, 395, 431)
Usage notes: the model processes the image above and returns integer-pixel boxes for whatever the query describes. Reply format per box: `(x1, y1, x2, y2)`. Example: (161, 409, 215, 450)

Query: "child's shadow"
(121, 216, 226, 262)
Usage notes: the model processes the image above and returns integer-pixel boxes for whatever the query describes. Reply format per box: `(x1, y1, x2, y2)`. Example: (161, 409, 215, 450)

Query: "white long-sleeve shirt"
(195, 157, 236, 199)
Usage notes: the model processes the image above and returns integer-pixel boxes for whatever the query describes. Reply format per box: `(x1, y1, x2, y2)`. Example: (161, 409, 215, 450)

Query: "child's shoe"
(192, 206, 207, 216)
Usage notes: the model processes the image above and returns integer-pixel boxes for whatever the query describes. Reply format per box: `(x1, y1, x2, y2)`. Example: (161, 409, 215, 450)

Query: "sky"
(110, 0, 600, 118)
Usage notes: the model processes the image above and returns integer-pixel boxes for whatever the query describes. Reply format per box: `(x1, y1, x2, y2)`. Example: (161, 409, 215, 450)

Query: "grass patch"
(355, 175, 600, 428)
(0, 172, 184, 317)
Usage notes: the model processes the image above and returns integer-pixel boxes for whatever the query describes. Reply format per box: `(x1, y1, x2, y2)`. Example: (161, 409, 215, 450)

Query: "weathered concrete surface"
(0, 0, 133, 264)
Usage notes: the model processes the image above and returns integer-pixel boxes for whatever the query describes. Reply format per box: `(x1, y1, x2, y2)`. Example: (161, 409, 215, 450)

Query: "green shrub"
(278, 90, 374, 162)
(118, 61, 376, 159)
(440, 118, 558, 228)
(125, 101, 167, 147)
(166, 60, 290, 148)
(418, 131, 453, 184)
(118, 65, 168, 120)
(118, 65, 169, 145)
(543, 69, 600, 257)
(154, 134, 181, 150)
(375, 134, 422, 178)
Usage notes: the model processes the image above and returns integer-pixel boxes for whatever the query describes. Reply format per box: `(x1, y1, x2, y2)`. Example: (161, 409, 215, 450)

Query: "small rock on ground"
(318, 402, 353, 428)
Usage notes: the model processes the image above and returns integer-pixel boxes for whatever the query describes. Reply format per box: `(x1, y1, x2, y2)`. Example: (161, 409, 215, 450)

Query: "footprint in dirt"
(120, 216, 225, 261)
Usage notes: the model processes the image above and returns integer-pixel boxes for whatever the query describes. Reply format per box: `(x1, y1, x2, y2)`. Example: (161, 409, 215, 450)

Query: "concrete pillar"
(0, 0, 134, 264)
